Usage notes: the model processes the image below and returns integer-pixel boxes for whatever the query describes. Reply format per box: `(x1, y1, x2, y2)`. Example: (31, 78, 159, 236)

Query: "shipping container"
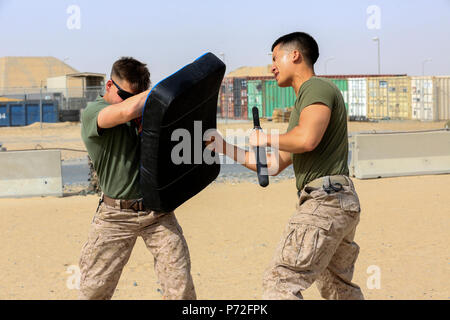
(232, 78, 248, 119)
(348, 78, 367, 120)
(329, 79, 349, 111)
(319, 74, 406, 79)
(0, 104, 8, 126)
(219, 78, 234, 119)
(220, 75, 274, 120)
(247, 80, 264, 120)
(367, 77, 411, 120)
(263, 80, 296, 118)
(10, 104, 26, 126)
(0, 101, 59, 127)
(411, 76, 435, 121)
(41, 104, 58, 123)
(26, 104, 41, 124)
(435, 76, 450, 120)
(411, 76, 450, 121)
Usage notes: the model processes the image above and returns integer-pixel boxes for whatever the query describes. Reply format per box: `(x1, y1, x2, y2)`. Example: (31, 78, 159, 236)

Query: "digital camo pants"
(263, 177, 364, 300)
(78, 202, 196, 300)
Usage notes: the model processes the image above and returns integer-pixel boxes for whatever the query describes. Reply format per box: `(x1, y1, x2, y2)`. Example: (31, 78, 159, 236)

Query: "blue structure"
(0, 101, 58, 127)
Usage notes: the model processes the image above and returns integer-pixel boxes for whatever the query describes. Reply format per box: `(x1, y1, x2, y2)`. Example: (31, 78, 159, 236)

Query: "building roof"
(66, 72, 106, 78)
(0, 56, 79, 89)
(225, 65, 407, 79)
(226, 65, 273, 78)
(0, 97, 22, 102)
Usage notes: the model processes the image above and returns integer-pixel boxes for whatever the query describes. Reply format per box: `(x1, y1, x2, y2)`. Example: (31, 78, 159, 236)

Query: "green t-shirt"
(81, 96, 142, 199)
(287, 77, 349, 191)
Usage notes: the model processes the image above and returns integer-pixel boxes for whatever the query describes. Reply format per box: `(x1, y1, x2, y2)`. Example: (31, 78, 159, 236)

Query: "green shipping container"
(247, 80, 264, 119)
(264, 80, 297, 118)
(330, 79, 349, 111)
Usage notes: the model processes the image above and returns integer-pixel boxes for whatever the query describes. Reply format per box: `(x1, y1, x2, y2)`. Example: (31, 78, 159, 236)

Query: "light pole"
(420, 59, 432, 120)
(422, 59, 432, 76)
(324, 57, 335, 75)
(372, 37, 381, 74)
(219, 52, 225, 64)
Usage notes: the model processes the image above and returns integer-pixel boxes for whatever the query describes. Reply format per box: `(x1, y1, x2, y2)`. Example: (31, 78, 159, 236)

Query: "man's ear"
(292, 50, 303, 64)
(105, 79, 113, 93)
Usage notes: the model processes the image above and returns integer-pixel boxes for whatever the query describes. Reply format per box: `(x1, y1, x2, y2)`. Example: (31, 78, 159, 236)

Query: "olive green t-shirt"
(287, 77, 349, 191)
(81, 95, 142, 199)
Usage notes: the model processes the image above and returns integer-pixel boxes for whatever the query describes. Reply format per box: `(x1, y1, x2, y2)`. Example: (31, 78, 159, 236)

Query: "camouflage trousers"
(262, 176, 364, 300)
(78, 200, 196, 300)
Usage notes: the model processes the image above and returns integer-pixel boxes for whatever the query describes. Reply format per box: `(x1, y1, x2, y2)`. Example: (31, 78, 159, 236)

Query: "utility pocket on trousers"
(280, 214, 332, 269)
(339, 191, 361, 216)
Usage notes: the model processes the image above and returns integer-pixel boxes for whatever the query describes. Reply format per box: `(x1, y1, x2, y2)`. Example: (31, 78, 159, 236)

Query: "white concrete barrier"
(0, 150, 63, 198)
(349, 130, 450, 179)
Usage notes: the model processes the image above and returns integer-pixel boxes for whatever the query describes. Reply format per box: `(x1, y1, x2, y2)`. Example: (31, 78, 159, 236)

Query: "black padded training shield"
(140, 53, 225, 212)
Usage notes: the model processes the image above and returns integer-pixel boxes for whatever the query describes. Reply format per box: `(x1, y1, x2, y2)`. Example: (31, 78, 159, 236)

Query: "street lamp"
(372, 37, 381, 74)
(422, 59, 432, 76)
(324, 57, 335, 75)
(219, 52, 225, 63)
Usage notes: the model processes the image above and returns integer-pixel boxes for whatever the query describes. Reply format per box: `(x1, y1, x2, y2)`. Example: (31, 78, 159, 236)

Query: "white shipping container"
(348, 78, 367, 120)
(436, 76, 450, 120)
(411, 76, 435, 121)
(411, 76, 450, 121)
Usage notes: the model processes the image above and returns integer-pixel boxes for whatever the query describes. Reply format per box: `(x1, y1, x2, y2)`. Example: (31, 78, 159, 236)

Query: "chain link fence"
(0, 86, 105, 122)
(0, 86, 104, 110)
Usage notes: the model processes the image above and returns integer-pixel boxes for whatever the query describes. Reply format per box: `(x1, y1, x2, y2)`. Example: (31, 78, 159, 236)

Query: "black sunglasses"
(111, 79, 135, 100)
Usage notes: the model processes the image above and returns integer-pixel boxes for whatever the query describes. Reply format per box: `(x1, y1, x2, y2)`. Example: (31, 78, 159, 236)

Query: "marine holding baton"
(209, 32, 364, 300)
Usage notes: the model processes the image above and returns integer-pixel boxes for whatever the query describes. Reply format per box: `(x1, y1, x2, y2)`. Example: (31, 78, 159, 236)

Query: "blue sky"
(0, 0, 449, 84)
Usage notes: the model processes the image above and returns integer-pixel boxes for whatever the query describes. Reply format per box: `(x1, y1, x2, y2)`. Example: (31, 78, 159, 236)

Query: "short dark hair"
(111, 57, 151, 93)
(271, 32, 320, 66)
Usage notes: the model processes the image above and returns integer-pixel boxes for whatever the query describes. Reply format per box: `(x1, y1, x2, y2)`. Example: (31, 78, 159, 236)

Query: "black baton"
(252, 107, 269, 188)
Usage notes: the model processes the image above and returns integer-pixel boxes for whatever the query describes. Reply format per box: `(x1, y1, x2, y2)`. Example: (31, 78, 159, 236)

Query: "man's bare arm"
(251, 103, 331, 154)
(97, 90, 150, 129)
(219, 140, 292, 176)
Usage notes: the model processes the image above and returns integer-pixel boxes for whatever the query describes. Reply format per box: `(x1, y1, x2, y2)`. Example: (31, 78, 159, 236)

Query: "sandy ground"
(0, 120, 449, 300)
(0, 176, 449, 300)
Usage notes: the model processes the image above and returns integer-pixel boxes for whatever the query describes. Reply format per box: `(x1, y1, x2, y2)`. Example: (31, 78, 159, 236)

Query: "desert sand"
(0, 120, 449, 300)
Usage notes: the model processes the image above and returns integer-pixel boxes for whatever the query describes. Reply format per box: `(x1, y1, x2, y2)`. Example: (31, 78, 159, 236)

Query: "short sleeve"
(298, 79, 336, 112)
(81, 98, 108, 138)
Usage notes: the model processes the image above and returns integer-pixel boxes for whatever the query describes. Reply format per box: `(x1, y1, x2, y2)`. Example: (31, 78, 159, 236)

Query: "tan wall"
(46, 76, 67, 90)
(66, 77, 84, 98)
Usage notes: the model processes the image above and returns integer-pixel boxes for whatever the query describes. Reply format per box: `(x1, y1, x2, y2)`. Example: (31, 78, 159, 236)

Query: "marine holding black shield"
(79, 57, 196, 300)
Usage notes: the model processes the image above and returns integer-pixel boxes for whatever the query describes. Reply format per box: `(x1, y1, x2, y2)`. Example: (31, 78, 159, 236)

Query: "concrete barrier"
(349, 130, 450, 179)
(0, 150, 63, 198)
